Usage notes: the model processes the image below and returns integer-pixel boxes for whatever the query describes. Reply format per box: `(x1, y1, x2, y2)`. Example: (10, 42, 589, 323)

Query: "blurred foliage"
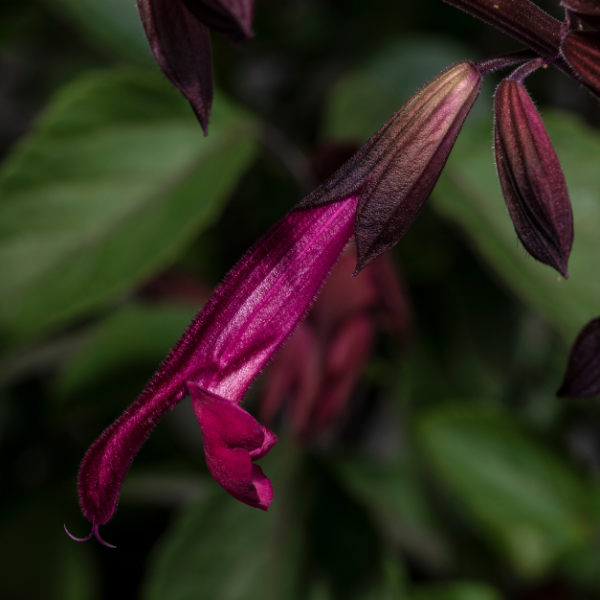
(1, 0, 600, 599)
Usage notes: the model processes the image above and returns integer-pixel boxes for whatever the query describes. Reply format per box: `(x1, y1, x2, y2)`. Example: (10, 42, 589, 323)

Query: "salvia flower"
(298, 61, 482, 271)
(558, 317, 600, 398)
(494, 60, 573, 277)
(67, 61, 486, 545)
(137, 0, 254, 133)
(67, 195, 358, 546)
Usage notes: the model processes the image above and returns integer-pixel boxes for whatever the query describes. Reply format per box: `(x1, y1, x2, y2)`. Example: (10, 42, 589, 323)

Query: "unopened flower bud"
(561, 31, 600, 98)
(298, 61, 482, 271)
(494, 78, 573, 276)
(558, 317, 600, 398)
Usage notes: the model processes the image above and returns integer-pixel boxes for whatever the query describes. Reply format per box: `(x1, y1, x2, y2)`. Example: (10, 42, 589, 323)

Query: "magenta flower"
(67, 195, 357, 545)
(67, 59, 483, 546)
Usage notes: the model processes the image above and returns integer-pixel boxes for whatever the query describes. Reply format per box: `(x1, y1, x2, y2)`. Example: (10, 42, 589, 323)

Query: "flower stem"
(441, 0, 562, 59)
(476, 49, 538, 75)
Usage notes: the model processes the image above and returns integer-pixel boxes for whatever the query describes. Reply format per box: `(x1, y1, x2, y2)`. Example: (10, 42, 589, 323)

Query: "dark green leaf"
(41, 0, 150, 63)
(416, 404, 590, 578)
(55, 304, 196, 399)
(0, 67, 259, 341)
(142, 445, 303, 600)
(337, 457, 450, 570)
(323, 36, 489, 143)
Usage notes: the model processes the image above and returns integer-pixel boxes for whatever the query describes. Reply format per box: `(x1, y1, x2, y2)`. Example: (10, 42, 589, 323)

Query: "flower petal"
(137, 0, 214, 133)
(188, 384, 276, 509)
(76, 196, 357, 525)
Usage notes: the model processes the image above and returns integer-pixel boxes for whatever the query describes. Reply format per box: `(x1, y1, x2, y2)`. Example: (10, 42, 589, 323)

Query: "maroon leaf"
(182, 0, 254, 42)
(137, 0, 214, 134)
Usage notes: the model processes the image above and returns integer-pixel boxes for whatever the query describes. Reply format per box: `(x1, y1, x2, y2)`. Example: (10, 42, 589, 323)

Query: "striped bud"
(494, 79, 573, 276)
(561, 31, 600, 98)
(298, 61, 482, 271)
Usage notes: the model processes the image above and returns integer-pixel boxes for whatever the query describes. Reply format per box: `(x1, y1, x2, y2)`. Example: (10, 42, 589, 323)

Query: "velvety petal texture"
(182, 0, 254, 42)
(77, 195, 358, 526)
(298, 61, 482, 271)
(558, 317, 600, 398)
(189, 385, 276, 509)
(561, 31, 600, 98)
(494, 79, 573, 276)
(137, 0, 213, 133)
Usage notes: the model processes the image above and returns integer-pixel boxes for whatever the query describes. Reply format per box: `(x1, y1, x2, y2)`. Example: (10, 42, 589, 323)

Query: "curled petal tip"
(64, 523, 94, 543)
(93, 524, 117, 549)
(64, 524, 116, 548)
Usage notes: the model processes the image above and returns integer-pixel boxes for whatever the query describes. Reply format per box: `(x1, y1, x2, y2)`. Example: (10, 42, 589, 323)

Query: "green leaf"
(0, 67, 259, 342)
(323, 36, 489, 143)
(433, 111, 600, 340)
(55, 304, 197, 399)
(416, 404, 590, 578)
(413, 581, 504, 600)
(337, 457, 450, 570)
(41, 0, 150, 63)
(143, 446, 303, 600)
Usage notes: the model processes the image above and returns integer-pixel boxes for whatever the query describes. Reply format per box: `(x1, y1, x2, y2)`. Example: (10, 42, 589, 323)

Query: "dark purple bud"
(181, 0, 254, 42)
(494, 78, 573, 277)
(299, 61, 482, 271)
(137, 0, 214, 134)
(561, 31, 600, 98)
(558, 317, 600, 398)
(561, 0, 600, 30)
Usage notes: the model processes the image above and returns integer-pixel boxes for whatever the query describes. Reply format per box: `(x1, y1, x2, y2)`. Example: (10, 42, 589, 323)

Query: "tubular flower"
(137, 0, 254, 133)
(494, 66, 573, 277)
(558, 317, 600, 398)
(68, 195, 358, 545)
(68, 60, 482, 546)
(298, 61, 482, 271)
